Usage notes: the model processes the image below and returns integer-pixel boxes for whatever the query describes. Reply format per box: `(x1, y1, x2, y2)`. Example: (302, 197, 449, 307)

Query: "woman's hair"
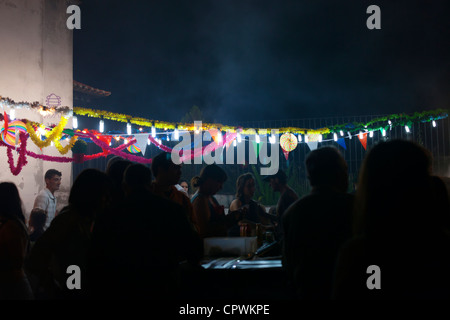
(305, 146, 348, 191)
(151, 152, 172, 178)
(29, 208, 47, 230)
(235, 173, 255, 201)
(69, 168, 112, 217)
(191, 164, 227, 188)
(123, 163, 153, 191)
(353, 139, 434, 236)
(0, 182, 25, 224)
(179, 179, 189, 187)
(106, 158, 132, 189)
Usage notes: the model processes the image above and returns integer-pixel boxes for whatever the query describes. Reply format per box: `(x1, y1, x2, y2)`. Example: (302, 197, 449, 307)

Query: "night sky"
(73, 0, 450, 125)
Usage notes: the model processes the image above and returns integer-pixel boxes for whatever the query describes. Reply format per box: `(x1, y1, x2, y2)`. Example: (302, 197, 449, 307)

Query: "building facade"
(0, 0, 77, 218)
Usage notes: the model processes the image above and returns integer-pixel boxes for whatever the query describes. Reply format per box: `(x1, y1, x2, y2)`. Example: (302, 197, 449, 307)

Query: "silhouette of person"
(150, 152, 195, 225)
(264, 169, 299, 242)
(105, 157, 132, 206)
(440, 176, 450, 204)
(0, 182, 34, 300)
(26, 169, 113, 299)
(89, 163, 203, 299)
(28, 208, 47, 244)
(333, 139, 450, 299)
(283, 146, 354, 299)
(430, 175, 450, 229)
(190, 164, 231, 238)
(228, 173, 272, 237)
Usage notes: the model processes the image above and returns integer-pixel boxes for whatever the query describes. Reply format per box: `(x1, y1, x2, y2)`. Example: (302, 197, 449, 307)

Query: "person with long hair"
(178, 180, 190, 197)
(333, 140, 450, 299)
(190, 164, 233, 238)
(28, 208, 47, 244)
(0, 182, 34, 299)
(228, 173, 272, 236)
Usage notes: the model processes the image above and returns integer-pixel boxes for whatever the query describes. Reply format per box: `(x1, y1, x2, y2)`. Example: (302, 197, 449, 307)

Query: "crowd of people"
(0, 139, 449, 300)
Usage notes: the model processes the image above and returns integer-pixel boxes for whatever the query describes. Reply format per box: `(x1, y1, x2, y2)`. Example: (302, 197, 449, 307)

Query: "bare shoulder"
(229, 199, 242, 211)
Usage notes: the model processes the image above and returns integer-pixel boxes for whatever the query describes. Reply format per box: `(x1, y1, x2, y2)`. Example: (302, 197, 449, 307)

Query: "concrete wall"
(0, 0, 75, 220)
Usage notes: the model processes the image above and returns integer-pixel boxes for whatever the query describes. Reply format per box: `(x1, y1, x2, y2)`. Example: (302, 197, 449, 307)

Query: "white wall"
(0, 0, 74, 220)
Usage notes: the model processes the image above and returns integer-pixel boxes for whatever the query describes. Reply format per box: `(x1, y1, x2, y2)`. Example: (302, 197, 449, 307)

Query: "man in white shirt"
(33, 169, 62, 230)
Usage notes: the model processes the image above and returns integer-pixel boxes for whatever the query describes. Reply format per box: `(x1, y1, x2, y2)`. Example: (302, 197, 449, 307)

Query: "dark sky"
(73, 0, 450, 125)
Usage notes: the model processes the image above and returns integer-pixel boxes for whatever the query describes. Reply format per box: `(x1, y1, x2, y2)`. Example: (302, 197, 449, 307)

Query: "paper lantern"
(127, 143, 141, 154)
(280, 133, 298, 152)
(280, 133, 298, 160)
(1, 120, 27, 146)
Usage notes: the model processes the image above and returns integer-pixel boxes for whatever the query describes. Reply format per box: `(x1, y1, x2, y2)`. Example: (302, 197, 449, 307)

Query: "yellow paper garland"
(26, 117, 68, 149)
(73, 106, 332, 135)
(53, 135, 78, 154)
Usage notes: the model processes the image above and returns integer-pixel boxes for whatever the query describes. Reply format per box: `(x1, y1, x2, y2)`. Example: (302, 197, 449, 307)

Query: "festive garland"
(86, 133, 152, 164)
(148, 132, 237, 162)
(0, 134, 137, 172)
(329, 109, 449, 134)
(73, 106, 231, 132)
(26, 117, 68, 149)
(6, 132, 28, 175)
(1, 94, 447, 136)
(73, 106, 449, 137)
(0, 96, 72, 118)
(0, 109, 446, 174)
(1, 90, 449, 172)
(148, 135, 174, 153)
(84, 139, 131, 161)
(53, 134, 78, 155)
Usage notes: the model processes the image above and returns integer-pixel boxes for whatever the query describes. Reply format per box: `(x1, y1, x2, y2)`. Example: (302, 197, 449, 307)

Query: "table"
(180, 255, 293, 299)
(201, 257, 283, 270)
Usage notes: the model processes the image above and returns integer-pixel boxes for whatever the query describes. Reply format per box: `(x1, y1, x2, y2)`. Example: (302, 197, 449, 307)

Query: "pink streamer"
(0, 130, 237, 167)
(87, 133, 152, 164)
(147, 135, 172, 152)
(0, 136, 138, 164)
(148, 132, 237, 162)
